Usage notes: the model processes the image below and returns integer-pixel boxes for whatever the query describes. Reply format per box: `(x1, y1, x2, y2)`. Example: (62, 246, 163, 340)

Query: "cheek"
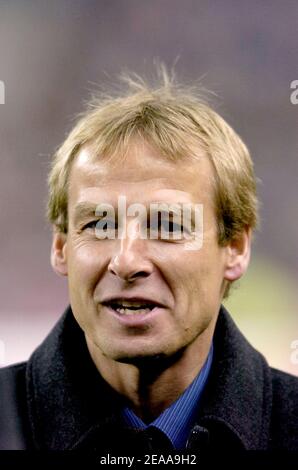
(67, 241, 106, 290)
(172, 247, 224, 299)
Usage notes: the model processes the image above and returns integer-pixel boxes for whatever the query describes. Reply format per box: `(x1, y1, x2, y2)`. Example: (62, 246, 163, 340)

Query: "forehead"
(68, 140, 215, 206)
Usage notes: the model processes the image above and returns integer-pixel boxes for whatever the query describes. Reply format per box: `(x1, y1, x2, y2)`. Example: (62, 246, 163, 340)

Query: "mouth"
(102, 298, 159, 316)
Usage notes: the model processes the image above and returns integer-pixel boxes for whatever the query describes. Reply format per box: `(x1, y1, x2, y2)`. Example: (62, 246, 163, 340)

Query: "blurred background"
(0, 0, 297, 374)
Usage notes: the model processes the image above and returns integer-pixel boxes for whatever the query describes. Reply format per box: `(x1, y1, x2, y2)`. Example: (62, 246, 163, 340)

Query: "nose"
(107, 227, 154, 282)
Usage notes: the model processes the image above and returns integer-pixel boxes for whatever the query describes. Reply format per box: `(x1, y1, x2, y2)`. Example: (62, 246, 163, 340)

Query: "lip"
(101, 295, 166, 308)
(101, 303, 165, 326)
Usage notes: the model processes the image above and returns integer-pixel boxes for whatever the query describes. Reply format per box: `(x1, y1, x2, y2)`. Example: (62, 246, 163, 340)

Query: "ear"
(51, 229, 68, 277)
(224, 227, 252, 282)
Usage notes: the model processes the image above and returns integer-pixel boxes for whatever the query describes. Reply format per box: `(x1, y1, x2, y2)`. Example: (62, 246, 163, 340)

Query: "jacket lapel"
(193, 307, 272, 450)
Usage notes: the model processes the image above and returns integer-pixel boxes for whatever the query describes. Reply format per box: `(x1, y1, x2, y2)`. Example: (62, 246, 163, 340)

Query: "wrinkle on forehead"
(68, 139, 217, 218)
(75, 187, 200, 208)
(70, 163, 214, 202)
(73, 151, 211, 192)
(74, 138, 207, 178)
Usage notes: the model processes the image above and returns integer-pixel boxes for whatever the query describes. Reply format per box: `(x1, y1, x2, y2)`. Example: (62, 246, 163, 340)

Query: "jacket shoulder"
(0, 362, 32, 449)
(0, 361, 27, 378)
(270, 368, 298, 450)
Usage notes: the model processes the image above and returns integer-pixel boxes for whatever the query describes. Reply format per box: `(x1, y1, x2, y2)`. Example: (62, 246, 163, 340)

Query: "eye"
(148, 216, 185, 239)
(166, 220, 183, 233)
(83, 220, 98, 230)
(83, 220, 116, 231)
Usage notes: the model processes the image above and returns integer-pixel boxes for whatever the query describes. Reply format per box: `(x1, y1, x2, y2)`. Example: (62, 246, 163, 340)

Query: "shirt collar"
(122, 343, 213, 449)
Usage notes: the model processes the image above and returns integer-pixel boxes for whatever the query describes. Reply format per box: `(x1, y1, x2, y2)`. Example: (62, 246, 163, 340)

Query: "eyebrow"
(149, 203, 197, 225)
(149, 205, 186, 217)
(73, 202, 101, 226)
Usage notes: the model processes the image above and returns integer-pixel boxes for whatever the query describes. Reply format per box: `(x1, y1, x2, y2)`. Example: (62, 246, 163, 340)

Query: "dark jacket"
(0, 305, 297, 452)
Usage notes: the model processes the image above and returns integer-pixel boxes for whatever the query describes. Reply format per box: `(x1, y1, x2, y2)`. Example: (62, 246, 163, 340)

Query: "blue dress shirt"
(121, 343, 213, 450)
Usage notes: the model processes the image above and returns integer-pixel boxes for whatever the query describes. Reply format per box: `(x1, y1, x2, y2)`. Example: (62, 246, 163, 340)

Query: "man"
(0, 69, 297, 455)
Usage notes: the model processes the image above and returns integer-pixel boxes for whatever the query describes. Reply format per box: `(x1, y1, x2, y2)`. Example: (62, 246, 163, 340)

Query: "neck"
(86, 325, 214, 423)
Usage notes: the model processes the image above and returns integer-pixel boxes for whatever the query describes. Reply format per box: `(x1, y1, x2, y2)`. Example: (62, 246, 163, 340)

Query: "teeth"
(105, 299, 157, 315)
(117, 300, 152, 308)
(120, 302, 145, 308)
(116, 307, 152, 315)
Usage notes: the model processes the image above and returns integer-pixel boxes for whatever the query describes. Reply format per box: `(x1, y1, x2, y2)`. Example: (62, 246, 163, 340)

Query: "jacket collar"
(26, 307, 128, 450)
(195, 307, 272, 450)
(26, 305, 272, 450)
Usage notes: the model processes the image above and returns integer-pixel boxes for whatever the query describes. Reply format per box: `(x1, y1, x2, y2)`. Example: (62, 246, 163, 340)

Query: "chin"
(105, 343, 186, 371)
(104, 348, 162, 363)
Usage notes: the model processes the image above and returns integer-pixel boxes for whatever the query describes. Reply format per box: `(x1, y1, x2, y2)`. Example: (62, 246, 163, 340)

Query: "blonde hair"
(47, 67, 258, 246)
